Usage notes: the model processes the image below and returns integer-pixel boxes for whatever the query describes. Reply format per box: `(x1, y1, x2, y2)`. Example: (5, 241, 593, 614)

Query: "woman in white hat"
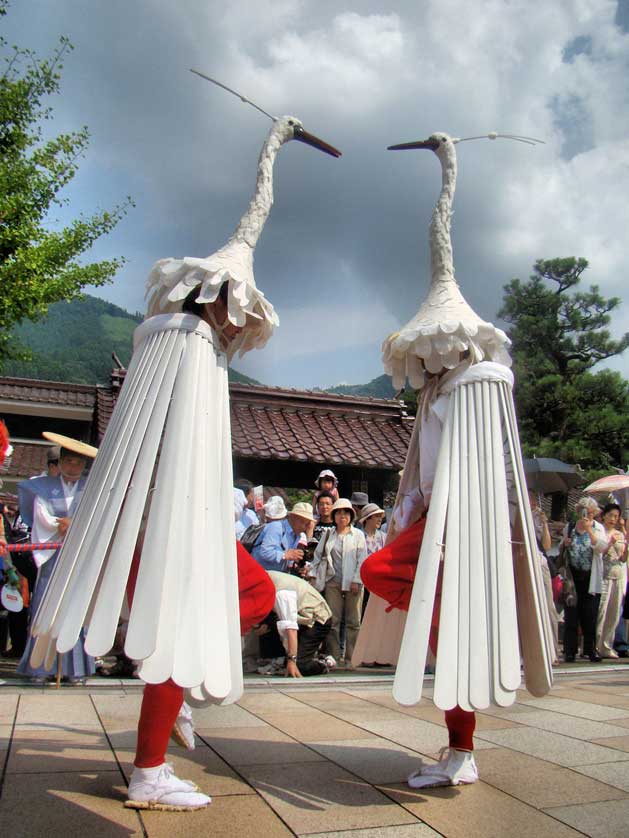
(309, 498, 367, 666)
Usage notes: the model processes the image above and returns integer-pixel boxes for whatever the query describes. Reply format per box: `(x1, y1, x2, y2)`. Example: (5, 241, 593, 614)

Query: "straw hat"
(358, 502, 385, 524)
(42, 432, 98, 459)
(288, 501, 315, 523)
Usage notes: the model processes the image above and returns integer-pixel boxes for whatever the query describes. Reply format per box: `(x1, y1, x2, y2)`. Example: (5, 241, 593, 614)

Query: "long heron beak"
(387, 139, 439, 151)
(293, 126, 342, 157)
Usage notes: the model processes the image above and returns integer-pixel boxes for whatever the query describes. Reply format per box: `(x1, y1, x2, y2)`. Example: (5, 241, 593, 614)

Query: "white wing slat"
(489, 386, 520, 697)
(84, 331, 187, 657)
(32, 332, 163, 634)
(432, 395, 460, 711)
(467, 383, 490, 709)
(393, 406, 452, 707)
(456, 386, 472, 712)
(130, 331, 202, 667)
(56, 330, 184, 653)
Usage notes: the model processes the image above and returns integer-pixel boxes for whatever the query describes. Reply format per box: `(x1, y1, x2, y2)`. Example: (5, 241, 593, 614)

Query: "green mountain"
(3, 295, 260, 386)
(325, 374, 397, 399)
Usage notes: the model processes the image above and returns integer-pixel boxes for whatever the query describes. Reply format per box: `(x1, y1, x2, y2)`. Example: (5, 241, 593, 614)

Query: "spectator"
(252, 498, 314, 573)
(560, 497, 605, 663)
(44, 446, 61, 478)
(17, 437, 97, 683)
(359, 503, 386, 556)
(350, 491, 369, 527)
(312, 470, 339, 514)
(596, 502, 627, 658)
(256, 571, 334, 676)
(234, 478, 259, 528)
(0, 501, 35, 658)
(309, 498, 367, 667)
(234, 488, 248, 540)
(312, 491, 336, 543)
(528, 490, 559, 660)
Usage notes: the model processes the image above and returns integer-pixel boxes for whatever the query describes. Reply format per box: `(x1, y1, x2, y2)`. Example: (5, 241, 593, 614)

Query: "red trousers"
(134, 542, 275, 767)
(361, 519, 476, 751)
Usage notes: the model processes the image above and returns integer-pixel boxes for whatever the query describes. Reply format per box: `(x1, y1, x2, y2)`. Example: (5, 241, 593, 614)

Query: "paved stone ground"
(1, 666, 629, 837)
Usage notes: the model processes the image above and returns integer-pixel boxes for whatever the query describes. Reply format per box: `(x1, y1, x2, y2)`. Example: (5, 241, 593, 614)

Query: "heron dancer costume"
(29, 75, 341, 811)
(356, 132, 554, 789)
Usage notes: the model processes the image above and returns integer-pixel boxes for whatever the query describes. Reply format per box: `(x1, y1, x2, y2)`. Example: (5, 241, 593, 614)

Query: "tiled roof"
(2, 442, 47, 479)
(229, 383, 412, 469)
(2, 375, 413, 473)
(0, 377, 95, 409)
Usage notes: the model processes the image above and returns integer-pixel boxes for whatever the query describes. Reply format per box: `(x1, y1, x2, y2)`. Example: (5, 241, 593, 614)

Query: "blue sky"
(3, 1, 629, 388)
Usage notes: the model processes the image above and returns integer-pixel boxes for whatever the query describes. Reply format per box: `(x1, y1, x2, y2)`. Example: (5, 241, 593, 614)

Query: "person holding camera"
(560, 496, 605, 663)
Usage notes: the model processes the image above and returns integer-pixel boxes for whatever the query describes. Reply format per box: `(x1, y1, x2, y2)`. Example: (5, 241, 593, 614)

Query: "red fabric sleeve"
(236, 541, 275, 635)
(360, 518, 427, 612)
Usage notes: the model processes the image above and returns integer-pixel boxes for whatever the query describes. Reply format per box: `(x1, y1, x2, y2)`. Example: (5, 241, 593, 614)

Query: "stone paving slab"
(304, 825, 441, 838)
(545, 798, 629, 838)
(357, 716, 495, 754)
(140, 793, 295, 838)
(519, 695, 629, 720)
(0, 770, 142, 837)
(7, 730, 118, 774)
(475, 725, 629, 766)
(381, 780, 585, 838)
(570, 760, 629, 792)
(198, 724, 327, 767)
(498, 708, 629, 740)
(475, 747, 628, 807)
(238, 760, 419, 834)
(308, 737, 432, 785)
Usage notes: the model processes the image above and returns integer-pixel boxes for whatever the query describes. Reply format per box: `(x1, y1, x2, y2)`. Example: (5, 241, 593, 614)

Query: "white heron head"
(274, 114, 342, 157)
(388, 131, 544, 153)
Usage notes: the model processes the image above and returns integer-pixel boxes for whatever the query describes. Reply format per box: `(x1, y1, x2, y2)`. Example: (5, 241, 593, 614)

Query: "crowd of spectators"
(3, 454, 629, 681)
(531, 493, 628, 664)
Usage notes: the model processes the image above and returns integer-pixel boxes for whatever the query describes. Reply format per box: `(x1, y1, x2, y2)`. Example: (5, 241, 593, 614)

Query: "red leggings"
(134, 542, 275, 767)
(361, 519, 475, 751)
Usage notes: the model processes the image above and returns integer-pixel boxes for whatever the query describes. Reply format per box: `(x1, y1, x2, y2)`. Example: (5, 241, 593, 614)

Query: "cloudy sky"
(4, 1, 629, 388)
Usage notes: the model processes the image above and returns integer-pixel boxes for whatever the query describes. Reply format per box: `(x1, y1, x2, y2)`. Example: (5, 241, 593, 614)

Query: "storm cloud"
(4, 1, 628, 386)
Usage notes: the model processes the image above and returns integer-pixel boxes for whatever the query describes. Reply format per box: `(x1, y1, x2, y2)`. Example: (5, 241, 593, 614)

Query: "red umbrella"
(584, 474, 629, 494)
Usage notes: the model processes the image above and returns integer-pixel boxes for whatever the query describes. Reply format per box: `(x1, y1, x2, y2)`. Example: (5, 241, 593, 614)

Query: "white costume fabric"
(391, 362, 554, 710)
(30, 314, 244, 705)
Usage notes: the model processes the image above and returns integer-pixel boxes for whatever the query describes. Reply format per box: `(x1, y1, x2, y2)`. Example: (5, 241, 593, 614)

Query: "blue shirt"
(251, 519, 300, 572)
(240, 507, 259, 529)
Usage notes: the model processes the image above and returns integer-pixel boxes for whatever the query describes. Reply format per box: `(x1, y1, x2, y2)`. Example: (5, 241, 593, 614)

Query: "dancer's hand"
(56, 517, 71, 537)
(350, 582, 361, 594)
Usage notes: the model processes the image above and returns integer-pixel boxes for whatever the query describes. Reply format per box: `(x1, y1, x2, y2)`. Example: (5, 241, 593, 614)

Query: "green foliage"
(4, 294, 262, 385)
(499, 258, 629, 474)
(0, 11, 132, 366)
(326, 373, 417, 414)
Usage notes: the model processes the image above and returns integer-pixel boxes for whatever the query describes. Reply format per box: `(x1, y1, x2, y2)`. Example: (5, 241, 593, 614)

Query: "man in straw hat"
(17, 433, 97, 683)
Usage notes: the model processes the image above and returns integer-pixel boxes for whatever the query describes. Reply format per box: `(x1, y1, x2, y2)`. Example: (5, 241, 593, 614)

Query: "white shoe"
(170, 701, 195, 751)
(323, 655, 337, 670)
(125, 762, 211, 811)
(408, 748, 478, 789)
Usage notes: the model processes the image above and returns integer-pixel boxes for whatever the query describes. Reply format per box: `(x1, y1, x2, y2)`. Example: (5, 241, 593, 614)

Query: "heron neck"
(227, 126, 282, 251)
(429, 142, 457, 286)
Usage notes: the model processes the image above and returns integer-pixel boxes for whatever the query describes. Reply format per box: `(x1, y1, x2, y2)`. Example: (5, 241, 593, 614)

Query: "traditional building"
(1, 374, 412, 505)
